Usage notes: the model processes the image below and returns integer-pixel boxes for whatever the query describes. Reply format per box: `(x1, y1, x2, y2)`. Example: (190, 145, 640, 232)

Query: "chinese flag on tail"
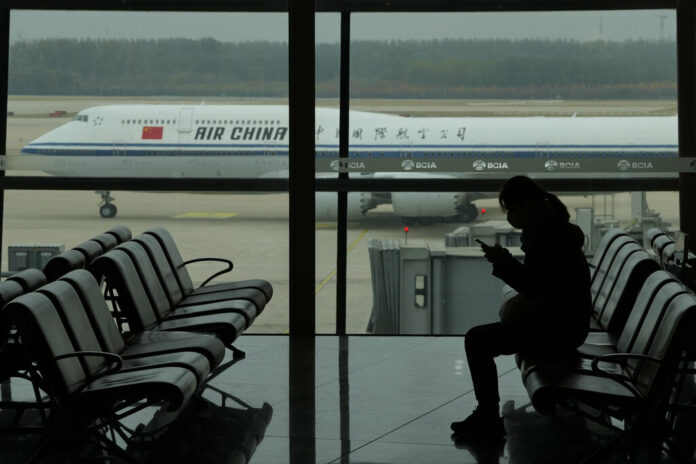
(142, 126, 163, 139)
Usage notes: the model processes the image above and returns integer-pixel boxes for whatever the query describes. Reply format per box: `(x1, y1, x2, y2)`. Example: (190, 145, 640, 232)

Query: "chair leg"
(200, 353, 245, 386)
(229, 344, 246, 360)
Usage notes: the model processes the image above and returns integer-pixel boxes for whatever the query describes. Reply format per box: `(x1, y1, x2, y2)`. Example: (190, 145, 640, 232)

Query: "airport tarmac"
(6, 95, 678, 120)
(2, 97, 682, 334)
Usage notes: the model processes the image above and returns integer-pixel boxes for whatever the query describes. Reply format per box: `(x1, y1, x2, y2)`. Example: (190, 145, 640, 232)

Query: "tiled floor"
(0, 336, 687, 463)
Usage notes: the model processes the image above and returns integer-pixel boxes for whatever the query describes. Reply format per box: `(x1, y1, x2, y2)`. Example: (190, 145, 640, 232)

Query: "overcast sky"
(10, 10, 676, 43)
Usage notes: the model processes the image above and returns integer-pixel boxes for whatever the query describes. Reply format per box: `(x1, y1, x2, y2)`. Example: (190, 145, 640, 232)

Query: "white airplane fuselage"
(20, 104, 678, 220)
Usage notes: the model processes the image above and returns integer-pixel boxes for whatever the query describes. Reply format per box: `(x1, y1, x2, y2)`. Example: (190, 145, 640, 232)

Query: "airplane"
(19, 104, 678, 222)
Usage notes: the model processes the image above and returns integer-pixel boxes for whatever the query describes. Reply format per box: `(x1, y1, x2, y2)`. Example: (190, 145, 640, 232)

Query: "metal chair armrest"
(179, 257, 234, 287)
(590, 352, 663, 400)
(54, 351, 124, 386)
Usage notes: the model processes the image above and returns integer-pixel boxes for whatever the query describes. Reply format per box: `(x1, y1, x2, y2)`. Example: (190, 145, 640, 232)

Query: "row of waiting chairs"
(44, 226, 272, 346)
(514, 227, 696, 463)
(646, 227, 696, 289)
(0, 226, 273, 460)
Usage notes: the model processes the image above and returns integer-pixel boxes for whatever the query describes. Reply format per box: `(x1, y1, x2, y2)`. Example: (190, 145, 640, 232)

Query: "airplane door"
(178, 108, 194, 133)
(536, 141, 550, 158)
(400, 143, 414, 169)
(112, 141, 126, 156)
(400, 143, 414, 158)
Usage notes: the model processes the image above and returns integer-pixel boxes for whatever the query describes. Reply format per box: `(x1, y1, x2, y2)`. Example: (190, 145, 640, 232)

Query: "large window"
(313, 9, 681, 334)
(1, 4, 689, 336)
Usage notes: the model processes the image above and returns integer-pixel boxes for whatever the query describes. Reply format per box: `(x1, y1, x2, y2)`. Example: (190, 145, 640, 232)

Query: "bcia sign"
(544, 160, 581, 171)
(329, 160, 367, 171)
(617, 160, 654, 171)
(401, 160, 438, 171)
(473, 160, 509, 171)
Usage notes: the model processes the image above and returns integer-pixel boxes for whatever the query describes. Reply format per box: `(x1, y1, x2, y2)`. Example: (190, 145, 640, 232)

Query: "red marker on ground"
(481, 208, 486, 214)
(404, 226, 409, 244)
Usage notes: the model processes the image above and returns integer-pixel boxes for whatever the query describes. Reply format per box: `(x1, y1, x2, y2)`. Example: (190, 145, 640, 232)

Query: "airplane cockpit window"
(72, 114, 88, 122)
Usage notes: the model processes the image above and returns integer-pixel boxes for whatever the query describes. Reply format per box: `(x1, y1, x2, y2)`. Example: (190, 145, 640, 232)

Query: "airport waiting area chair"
(587, 227, 630, 276)
(4, 289, 204, 459)
(91, 249, 249, 349)
(42, 226, 273, 315)
(117, 240, 259, 327)
(142, 227, 273, 303)
(40, 225, 273, 356)
(520, 277, 696, 463)
(1, 268, 262, 461)
(0, 269, 51, 433)
(588, 243, 660, 335)
(501, 227, 696, 461)
(56, 270, 227, 383)
(509, 227, 696, 462)
(42, 226, 136, 282)
(1, 224, 276, 460)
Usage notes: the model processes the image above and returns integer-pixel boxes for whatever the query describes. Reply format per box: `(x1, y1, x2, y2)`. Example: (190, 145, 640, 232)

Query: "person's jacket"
(491, 211, 592, 345)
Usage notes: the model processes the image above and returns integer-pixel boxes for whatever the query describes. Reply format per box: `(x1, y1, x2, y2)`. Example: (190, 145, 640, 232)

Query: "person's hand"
(482, 243, 509, 264)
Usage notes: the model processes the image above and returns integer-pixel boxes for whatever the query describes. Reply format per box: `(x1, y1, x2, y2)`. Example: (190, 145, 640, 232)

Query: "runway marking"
(315, 228, 369, 295)
(173, 212, 239, 219)
(282, 228, 369, 335)
(315, 269, 338, 295)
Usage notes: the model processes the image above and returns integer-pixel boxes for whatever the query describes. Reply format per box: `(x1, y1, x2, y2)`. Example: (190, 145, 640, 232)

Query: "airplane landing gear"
(97, 191, 118, 218)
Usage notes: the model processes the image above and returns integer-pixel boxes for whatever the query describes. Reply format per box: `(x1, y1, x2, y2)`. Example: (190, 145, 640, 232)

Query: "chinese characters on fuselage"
(192, 125, 466, 142)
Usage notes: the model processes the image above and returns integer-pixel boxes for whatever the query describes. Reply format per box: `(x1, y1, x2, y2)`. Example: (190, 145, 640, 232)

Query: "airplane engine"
(391, 192, 478, 223)
(315, 192, 374, 221)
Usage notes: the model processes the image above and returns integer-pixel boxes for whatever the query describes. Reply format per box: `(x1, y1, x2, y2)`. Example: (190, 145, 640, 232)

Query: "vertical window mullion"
(289, 1, 316, 335)
(336, 11, 350, 335)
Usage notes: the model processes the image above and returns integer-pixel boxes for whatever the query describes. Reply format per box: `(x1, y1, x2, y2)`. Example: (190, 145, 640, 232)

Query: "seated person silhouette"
(451, 175, 591, 440)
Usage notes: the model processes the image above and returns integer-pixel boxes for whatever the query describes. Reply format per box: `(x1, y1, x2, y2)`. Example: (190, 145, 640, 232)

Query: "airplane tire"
(99, 204, 118, 218)
(459, 204, 479, 223)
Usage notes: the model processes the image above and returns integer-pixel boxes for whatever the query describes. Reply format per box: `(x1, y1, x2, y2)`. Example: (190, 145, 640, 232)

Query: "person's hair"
(498, 175, 570, 222)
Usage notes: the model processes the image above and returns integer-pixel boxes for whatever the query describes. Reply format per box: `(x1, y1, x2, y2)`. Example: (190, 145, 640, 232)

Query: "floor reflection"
(453, 436, 506, 464)
(3, 336, 688, 463)
(338, 336, 350, 464)
(143, 395, 273, 464)
(290, 336, 316, 464)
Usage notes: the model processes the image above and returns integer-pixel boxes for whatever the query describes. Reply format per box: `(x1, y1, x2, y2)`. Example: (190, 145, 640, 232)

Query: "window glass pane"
(311, 10, 683, 334)
(2, 190, 289, 334)
(6, 11, 289, 179)
(316, 212, 338, 333)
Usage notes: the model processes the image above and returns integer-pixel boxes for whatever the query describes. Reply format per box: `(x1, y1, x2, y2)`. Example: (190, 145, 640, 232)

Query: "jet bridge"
(367, 237, 524, 335)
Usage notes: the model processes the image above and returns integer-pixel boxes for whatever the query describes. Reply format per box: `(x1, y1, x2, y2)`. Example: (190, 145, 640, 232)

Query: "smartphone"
(475, 238, 492, 249)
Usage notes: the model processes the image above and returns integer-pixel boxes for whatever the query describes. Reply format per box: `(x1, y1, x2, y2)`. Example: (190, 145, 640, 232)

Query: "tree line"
(8, 37, 677, 99)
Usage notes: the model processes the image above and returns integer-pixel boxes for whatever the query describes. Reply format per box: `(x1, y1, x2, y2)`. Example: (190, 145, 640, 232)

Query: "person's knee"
(465, 328, 485, 352)
(465, 323, 490, 339)
(465, 323, 504, 354)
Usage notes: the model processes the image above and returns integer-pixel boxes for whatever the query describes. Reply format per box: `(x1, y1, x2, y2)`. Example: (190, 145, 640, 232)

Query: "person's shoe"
(450, 407, 506, 440)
